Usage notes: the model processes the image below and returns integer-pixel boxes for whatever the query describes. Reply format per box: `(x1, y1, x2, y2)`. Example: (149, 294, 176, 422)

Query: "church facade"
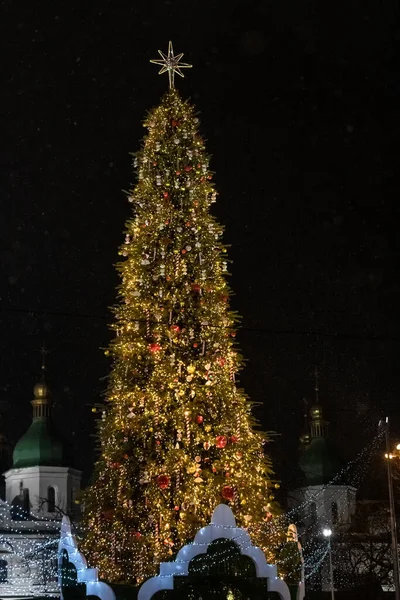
(0, 380, 81, 597)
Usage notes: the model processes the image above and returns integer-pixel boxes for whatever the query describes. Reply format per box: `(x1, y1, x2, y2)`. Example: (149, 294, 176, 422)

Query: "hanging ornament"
(170, 325, 181, 333)
(184, 410, 191, 443)
(156, 475, 170, 490)
(203, 441, 211, 450)
(171, 119, 180, 127)
(221, 485, 234, 501)
(195, 414, 204, 424)
(131, 530, 142, 538)
(149, 343, 161, 353)
(216, 435, 228, 449)
(191, 283, 201, 293)
(230, 435, 238, 444)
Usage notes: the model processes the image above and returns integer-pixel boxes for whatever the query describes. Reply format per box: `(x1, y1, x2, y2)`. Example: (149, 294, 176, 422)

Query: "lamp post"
(384, 417, 400, 600)
(322, 528, 334, 600)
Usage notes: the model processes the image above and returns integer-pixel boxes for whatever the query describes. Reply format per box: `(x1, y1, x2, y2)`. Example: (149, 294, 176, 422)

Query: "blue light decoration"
(58, 515, 115, 600)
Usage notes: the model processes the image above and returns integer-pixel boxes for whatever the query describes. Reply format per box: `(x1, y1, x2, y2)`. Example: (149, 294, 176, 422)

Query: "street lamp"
(322, 528, 334, 600)
(384, 417, 400, 600)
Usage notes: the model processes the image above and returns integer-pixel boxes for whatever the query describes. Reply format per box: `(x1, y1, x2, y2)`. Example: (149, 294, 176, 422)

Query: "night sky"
(2, 1, 400, 496)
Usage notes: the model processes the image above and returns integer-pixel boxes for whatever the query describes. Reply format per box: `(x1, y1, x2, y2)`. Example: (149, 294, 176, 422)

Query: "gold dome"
(33, 382, 49, 399)
(299, 432, 311, 445)
(310, 404, 323, 420)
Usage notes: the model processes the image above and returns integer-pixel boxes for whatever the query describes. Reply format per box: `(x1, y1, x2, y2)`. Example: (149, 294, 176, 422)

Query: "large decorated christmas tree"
(82, 43, 277, 583)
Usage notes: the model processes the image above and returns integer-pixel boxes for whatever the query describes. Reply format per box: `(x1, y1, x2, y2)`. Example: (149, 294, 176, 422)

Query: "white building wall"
(289, 485, 357, 530)
(4, 466, 81, 517)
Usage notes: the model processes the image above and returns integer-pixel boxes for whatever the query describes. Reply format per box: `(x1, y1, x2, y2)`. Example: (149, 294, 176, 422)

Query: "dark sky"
(2, 0, 400, 493)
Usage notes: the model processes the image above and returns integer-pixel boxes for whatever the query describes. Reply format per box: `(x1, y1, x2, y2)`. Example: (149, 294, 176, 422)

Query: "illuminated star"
(150, 41, 192, 89)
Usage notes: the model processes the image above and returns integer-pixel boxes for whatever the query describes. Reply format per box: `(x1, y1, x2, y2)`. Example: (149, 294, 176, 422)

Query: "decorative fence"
(58, 504, 304, 600)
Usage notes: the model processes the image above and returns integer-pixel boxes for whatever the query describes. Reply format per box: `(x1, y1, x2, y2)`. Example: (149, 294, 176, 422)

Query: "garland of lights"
(235, 426, 385, 586)
(0, 404, 382, 593)
(80, 78, 280, 583)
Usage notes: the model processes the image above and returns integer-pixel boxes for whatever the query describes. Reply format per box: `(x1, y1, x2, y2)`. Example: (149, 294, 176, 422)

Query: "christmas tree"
(82, 43, 276, 583)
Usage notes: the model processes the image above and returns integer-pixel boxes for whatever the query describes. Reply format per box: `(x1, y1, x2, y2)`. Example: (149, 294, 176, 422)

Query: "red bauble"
(191, 283, 201, 293)
(171, 119, 180, 127)
(230, 435, 238, 444)
(218, 357, 226, 366)
(170, 325, 181, 333)
(216, 435, 228, 449)
(184, 166, 192, 172)
(221, 485, 234, 501)
(112, 462, 121, 469)
(195, 415, 204, 424)
(149, 343, 161, 353)
(156, 475, 170, 490)
(163, 191, 169, 199)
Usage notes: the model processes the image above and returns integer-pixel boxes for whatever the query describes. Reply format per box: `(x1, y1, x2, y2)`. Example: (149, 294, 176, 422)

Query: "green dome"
(13, 419, 63, 468)
(299, 437, 343, 486)
(12, 382, 65, 469)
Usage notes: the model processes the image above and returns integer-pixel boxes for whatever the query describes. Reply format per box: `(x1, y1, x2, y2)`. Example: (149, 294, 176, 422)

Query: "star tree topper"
(150, 41, 192, 89)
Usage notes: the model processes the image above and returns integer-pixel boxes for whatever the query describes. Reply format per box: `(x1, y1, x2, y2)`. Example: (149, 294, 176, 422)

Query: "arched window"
(0, 559, 8, 583)
(332, 501, 339, 524)
(22, 489, 30, 514)
(48, 487, 56, 513)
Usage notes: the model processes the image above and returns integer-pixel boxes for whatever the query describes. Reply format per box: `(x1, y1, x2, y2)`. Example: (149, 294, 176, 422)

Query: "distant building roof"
(13, 382, 65, 468)
(299, 404, 343, 486)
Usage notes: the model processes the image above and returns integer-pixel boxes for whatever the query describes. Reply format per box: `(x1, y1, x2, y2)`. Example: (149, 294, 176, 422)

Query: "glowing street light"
(384, 417, 400, 600)
(322, 527, 334, 600)
(322, 528, 332, 538)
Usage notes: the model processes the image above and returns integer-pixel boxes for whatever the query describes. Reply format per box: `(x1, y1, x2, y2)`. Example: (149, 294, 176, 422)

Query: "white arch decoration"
(58, 516, 115, 600)
(138, 504, 291, 600)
